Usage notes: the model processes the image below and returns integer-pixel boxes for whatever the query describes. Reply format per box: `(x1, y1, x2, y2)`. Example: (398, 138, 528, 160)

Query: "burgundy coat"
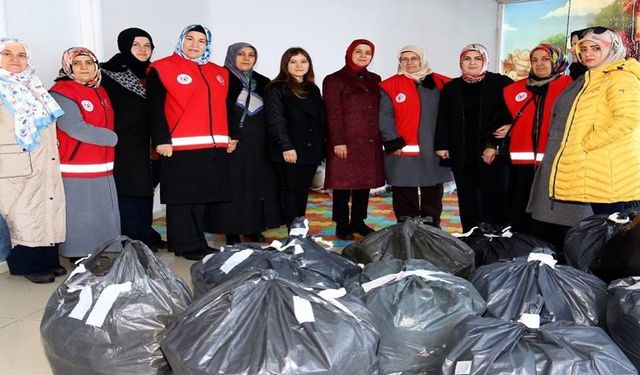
(322, 66, 385, 189)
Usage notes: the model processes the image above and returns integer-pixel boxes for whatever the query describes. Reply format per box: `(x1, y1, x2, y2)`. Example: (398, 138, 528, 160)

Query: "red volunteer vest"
(50, 80, 115, 178)
(151, 54, 229, 151)
(503, 75, 571, 165)
(380, 73, 450, 156)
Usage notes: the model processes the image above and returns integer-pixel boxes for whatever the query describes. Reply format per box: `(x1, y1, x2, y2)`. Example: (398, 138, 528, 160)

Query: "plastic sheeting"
(41, 237, 193, 375)
(607, 277, 640, 370)
(162, 270, 379, 375)
(591, 215, 640, 283)
(441, 316, 638, 375)
(342, 217, 476, 277)
(191, 236, 360, 298)
(456, 225, 556, 267)
(353, 259, 486, 374)
(470, 253, 607, 326)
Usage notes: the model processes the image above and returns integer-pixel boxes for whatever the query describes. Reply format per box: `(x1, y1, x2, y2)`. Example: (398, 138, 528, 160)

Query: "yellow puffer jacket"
(550, 58, 640, 203)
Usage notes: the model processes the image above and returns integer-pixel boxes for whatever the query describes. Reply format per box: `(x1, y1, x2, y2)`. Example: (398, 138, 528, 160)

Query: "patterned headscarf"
(397, 45, 432, 82)
(0, 38, 64, 152)
(224, 42, 263, 118)
(527, 44, 568, 87)
(576, 29, 627, 68)
(345, 39, 375, 73)
(459, 43, 489, 83)
(56, 47, 101, 88)
(175, 24, 212, 65)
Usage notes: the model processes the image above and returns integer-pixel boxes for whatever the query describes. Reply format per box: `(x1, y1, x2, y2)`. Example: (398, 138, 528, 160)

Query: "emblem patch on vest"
(216, 75, 225, 85)
(515, 92, 528, 102)
(177, 74, 193, 85)
(395, 93, 406, 103)
(81, 100, 94, 112)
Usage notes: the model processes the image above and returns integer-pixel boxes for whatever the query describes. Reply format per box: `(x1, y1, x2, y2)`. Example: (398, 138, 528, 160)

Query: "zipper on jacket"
(531, 94, 543, 163)
(198, 65, 216, 148)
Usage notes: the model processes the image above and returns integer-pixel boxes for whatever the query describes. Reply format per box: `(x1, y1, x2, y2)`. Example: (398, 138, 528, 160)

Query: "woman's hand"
(156, 144, 173, 157)
(334, 145, 348, 159)
(227, 139, 239, 153)
(493, 125, 512, 139)
(435, 150, 450, 159)
(392, 149, 402, 156)
(482, 147, 496, 164)
(283, 149, 297, 163)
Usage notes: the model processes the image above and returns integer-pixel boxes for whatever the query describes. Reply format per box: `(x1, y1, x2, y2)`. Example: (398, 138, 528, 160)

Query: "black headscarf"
(102, 27, 154, 78)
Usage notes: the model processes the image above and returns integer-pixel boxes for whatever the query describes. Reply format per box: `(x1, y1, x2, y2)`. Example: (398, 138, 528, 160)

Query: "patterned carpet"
(153, 191, 462, 248)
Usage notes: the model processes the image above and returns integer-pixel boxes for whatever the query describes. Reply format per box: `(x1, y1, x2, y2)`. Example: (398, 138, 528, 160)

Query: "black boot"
(350, 221, 375, 236)
(245, 233, 266, 243)
(335, 222, 354, 240)
(226, 234, 241, 245)
(24, 271, 55, 284)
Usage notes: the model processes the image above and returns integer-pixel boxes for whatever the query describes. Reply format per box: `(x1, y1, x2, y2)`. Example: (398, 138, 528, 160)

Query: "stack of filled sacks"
(342, 217, 475, 277)
(607, 277, 640, 371)
(441, 314, 638, 374)
(41, 237, 193, 374)
(191, 227, 360, 298)
(455, 224, 557, 267)
(162, 270, 379, 374)
(469, 251, 607, 326)
(347, 258, 486, 374)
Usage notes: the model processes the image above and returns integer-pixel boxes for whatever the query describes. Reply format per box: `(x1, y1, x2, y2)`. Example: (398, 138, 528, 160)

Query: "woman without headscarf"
(500, 44, 572, 237)
(264, 47, 325, 228)
(50, 47, 120, 262)
(0, 38, 66, 283)
(550, 28, 640, 215)
(148, 24, 232, 260)
(435, 43, 513, 232)
(322, 39, 384, 240)
(379, 45, 452, 224)
(101, 27, 163, 251)
(206, 42, 283, 245)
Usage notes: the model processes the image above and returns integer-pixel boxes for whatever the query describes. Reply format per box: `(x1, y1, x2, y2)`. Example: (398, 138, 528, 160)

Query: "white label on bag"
(68, 286, 93, 321)
(361, 269, 453, 294)
(454, 360, 472, 374)
(518, 313, 541, 329)
(452, 226, 479, 238)
(202, 254, 215, 264)
(527, 252, 557, 268)
(289, 218, 309, 237)
(293, 296, 315, 324)
(220, 250, 254, 274)
(293, 244, 304, 255)
(266, 240, 283, 250)
(316, 288, 358, 320)
(85, 282, 132, 327)
(68, 264, 87, 280)
(608, 212, 630, 224)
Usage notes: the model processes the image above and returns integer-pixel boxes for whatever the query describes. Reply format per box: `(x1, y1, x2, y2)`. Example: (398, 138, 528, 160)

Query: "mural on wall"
(501, 0, 639, 80)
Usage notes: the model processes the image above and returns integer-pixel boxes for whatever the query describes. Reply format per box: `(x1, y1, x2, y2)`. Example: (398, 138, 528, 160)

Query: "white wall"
(2, 0, 500, 86)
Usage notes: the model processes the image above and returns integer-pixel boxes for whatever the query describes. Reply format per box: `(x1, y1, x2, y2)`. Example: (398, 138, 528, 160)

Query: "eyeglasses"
(0, 50, 27, 60)
(399, 56, 420, 63)
(582, 26, 612, 36)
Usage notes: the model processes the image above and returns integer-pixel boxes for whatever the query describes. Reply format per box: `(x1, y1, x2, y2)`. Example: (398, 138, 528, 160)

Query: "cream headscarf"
(576, 29, 627, 69)
(397, 45, 432, 82)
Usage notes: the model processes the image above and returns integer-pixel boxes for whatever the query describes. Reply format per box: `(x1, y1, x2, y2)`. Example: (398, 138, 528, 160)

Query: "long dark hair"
(273, 47, 315, 98)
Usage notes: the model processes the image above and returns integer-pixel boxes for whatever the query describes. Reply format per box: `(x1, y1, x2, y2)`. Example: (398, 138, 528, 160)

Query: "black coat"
(206, 70, 284, 234)
(264, 81, 325, 166)
(100, 72, 153, 197)
(435, 72, 513, 171)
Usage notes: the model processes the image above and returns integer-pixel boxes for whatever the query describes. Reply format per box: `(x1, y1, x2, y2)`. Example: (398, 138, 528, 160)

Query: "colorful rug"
(153, 191, 461, 248)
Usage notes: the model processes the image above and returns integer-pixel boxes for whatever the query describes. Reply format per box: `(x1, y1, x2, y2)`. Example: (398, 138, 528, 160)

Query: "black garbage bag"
(41, 237, 193, 375)
(162, 270, 379, 375)
(591, 215, 640, 283)
(190, 243, 345, 297)
(441, 315, 638, 375)
(353, 258, 485, 374)
(564, 212, 634, 273)
(470, 252, 607, 326)
(607, 277, 640, 370)
(456, 224, 556, 267)
(342, 217, 475, 277)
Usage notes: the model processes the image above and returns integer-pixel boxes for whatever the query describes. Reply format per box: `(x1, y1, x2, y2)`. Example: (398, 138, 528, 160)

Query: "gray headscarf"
(224, 42, 263, 120)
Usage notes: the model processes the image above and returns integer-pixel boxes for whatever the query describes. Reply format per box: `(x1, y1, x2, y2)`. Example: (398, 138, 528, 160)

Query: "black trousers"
(118, 195, 161, 247)
(276, 163, 317, 226)
(332, 189, 370, 225)
(391, 184, 443, 224)
(166, 204, 208, 253)
(509, 164, 536, 233)
(7, 245, 61, 275)
(453, 160, 510, 232)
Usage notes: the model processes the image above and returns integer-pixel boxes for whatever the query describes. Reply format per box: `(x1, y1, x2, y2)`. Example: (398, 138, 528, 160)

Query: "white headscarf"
(576, 29, 627, 69)
(0, 38, 63, 152)
(397, 45, 432, 82)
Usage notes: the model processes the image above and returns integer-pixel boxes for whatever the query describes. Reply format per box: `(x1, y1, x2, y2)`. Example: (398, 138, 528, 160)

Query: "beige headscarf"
(397, 45, 432, 82)
(576, 29, 627, 69)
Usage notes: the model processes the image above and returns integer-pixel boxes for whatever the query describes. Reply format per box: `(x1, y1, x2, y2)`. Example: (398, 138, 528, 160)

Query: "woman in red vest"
(323, 39, 384, 240)
(148, 24, 231, 261)
(502, 44, 571, 235)
(379, 45, 452, 224)
(50, 47, 120, 262)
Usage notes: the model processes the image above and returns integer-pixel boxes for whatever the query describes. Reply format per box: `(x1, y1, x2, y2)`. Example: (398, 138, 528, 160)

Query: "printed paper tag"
(527, 252, 557, 268)
(518, 313, 541, 329)
(454, 360, 472, 375)
(293, 296, 315, 324)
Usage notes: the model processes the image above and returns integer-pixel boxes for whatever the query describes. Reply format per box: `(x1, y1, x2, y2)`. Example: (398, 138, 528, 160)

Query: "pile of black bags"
(40, 237, 193, 374)
(607, 277, 640, 370)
